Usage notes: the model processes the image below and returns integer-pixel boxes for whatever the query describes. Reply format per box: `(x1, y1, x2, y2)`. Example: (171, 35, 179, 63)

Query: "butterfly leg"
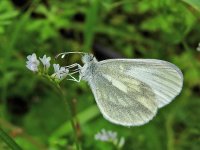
(67, 74, 79, 82)
(64, 63, 81, 69)
(66, 64, 82, 82)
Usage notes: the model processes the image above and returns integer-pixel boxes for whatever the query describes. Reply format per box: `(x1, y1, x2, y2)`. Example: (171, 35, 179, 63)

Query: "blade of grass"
(182, 0, 200, 12)
(0, 128, 22, 150)
(0, 119, 47, 150)
(83, 0, 100, 51)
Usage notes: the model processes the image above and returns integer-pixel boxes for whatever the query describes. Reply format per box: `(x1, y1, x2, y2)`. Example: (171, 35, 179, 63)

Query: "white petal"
(53, 64, 60, 72)
(40, 55, 51, 69)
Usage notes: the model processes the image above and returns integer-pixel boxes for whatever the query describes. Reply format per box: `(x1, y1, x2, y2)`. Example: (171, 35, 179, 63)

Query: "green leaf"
(182, 0, 200, 11)
(0, 11, 18, 20)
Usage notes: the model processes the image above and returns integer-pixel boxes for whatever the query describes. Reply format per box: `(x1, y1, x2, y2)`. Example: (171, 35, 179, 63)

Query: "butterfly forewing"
(98, 59, 183, 108)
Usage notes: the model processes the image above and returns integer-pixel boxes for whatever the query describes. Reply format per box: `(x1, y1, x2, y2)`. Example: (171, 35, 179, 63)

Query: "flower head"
(39, 55, 51, 70)
(95, 129, 125, 149)
(52, 64, 69, 80)
(197, 43, 200, 52)
(26, 53, 40, 72)
(95, 129, 117, 142)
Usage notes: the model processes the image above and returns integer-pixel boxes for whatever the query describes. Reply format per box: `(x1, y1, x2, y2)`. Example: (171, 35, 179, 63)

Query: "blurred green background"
(0, 0, 200, 149)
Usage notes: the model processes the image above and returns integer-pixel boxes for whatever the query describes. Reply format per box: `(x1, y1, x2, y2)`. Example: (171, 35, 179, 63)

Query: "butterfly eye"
(89, 54, 94, 61)
(82, 54, 94, 63)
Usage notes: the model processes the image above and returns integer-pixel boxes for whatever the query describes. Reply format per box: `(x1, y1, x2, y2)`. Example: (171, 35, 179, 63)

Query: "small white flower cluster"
(95, 129, 125, 149)
(26, 53, 40, 72)
(26, 53, 69, 82)
(52, 64, 69, 80)
(197, 43, 200, 52)
(95, 129, 117, 142)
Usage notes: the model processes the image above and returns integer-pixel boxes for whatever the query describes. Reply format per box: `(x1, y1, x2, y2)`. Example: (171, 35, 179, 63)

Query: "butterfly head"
(80, 53, 98, 81)
(81, 53, 97, 64)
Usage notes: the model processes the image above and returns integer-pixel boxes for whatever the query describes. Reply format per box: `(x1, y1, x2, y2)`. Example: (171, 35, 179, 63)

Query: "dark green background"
(0, 0, 200, 149)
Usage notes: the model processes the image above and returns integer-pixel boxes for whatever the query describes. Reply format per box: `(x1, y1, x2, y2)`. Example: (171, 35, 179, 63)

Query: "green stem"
(57, 86, 81, 150)
(0, 128, 23, 150)
(166, 114, 174, 150)
(40, 68, 81, 149)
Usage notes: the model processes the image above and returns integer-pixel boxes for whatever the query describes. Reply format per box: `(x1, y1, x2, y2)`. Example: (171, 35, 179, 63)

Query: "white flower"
(118, 137, 125, 148)
(39, 55, 51, 70)
(197, 43, 200, 52)
(95, 129, 117, 142)
(26, 53, 40, 72)
(52, 64, 69, 80)
(95, 129, 125, 148)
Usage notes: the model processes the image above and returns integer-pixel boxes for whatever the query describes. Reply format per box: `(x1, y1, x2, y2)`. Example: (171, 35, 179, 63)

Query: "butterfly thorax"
(80, 54, 98, 82)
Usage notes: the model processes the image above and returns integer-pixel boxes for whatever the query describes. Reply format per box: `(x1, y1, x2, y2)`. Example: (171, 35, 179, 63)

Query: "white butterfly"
(59, 52, 183, 127)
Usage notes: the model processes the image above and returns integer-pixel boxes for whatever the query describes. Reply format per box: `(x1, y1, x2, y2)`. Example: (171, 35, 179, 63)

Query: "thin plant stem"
(0, 127, 23, 150)
(166, 114, 174, 150)
(57, 85, 81, 150)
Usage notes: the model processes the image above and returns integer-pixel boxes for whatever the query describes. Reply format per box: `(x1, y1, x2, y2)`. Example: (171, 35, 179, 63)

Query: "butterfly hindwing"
(88, 62, 158, 126)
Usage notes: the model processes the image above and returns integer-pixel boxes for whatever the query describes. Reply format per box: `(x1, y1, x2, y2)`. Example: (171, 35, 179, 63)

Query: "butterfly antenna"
(55, 51, 87, 59)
